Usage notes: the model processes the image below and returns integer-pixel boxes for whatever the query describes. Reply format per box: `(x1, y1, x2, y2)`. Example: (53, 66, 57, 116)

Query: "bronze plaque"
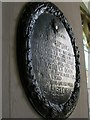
(17, 2, 80, 119)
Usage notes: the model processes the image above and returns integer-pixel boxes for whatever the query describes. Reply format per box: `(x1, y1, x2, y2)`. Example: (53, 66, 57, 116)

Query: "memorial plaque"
(17, 2, 80, 119)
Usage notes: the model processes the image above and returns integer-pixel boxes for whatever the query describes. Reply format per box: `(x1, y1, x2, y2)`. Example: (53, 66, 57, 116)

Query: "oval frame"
(17, 2, 80, 119)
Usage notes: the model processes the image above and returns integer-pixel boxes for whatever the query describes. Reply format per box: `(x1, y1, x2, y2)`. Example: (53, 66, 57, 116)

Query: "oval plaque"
(17, 2, 80, 119)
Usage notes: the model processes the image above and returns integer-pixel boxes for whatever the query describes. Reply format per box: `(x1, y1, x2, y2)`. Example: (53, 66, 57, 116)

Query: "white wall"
(2, 2, 89, 118)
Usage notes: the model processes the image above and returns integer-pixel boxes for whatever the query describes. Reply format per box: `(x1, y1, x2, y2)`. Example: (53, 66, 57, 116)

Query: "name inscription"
(44, 34, 76, 96)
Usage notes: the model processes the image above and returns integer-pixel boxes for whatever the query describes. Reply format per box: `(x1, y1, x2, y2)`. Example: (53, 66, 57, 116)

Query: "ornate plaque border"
(17, 2, 80, 119)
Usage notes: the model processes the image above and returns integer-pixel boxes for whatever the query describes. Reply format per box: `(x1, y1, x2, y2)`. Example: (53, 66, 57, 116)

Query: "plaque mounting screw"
(51, 19, 58, 34)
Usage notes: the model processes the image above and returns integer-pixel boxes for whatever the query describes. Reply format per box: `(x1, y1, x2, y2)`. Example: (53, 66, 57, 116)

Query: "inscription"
(44, 28, 76, 96)
(31, 15, 76, 100)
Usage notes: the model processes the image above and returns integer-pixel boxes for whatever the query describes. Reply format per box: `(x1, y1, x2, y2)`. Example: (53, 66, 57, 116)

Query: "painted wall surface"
(2, 2, 89, 118)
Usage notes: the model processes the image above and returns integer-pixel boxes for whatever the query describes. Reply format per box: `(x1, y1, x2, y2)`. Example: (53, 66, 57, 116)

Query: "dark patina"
(17, 2, 80, 119)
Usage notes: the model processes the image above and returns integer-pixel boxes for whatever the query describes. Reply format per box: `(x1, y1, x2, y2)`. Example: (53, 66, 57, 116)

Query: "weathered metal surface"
(17, 2, 80, 119)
